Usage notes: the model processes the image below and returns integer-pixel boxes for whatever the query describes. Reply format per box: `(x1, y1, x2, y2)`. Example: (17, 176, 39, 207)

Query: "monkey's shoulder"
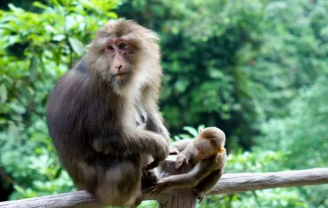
(214, 152, 227, 168)
(74, 58, 91, 75)
(203, 153, 226, 170)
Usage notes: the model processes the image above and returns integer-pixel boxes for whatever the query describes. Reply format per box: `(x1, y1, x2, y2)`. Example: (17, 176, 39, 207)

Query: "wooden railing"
(1, 156, 328, 208)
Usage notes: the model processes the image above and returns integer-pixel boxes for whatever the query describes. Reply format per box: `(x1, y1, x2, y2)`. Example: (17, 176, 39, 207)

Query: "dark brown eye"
(107, 45, 114, 51)
(118, 42, 127, 50)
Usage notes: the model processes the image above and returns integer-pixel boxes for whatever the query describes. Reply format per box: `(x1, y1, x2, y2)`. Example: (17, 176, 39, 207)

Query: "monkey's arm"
(150, 160, 215, 194)
(175, 143, 194, 169)
(146, 112, 170, 140)
(169, 138, 193, 156)
(91, 130, 168, 169)
(128, 130, 169, 163)
(141, 91, 170, 141)
(170, 139, 193, 152)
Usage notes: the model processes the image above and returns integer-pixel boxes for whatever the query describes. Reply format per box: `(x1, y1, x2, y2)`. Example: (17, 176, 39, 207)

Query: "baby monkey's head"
(194, 127, 226, 160)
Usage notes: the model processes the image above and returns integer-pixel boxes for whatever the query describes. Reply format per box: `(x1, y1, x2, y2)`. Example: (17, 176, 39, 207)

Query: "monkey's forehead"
(201, 127, 225, 138)
(96, 18, 159, 42)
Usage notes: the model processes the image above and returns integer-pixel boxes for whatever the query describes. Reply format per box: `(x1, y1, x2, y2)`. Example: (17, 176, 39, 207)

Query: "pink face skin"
(195, 147, 211, 160)
(195, 148, 204, 160)
(195, 140, 222, 160)
(105, 39, 132, 80)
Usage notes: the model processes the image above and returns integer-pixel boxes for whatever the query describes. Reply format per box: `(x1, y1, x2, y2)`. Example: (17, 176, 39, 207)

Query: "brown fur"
(47, 19, 169, 207)
(150, 127, 226, 202)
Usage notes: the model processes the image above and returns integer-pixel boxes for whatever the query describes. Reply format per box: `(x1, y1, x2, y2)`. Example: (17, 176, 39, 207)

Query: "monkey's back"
(46, 60, 121, 164)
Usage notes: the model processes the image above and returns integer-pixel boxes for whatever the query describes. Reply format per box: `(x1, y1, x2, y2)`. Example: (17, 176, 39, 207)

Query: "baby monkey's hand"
(175, 153, 188, 169)
(149, 179, 168, 195)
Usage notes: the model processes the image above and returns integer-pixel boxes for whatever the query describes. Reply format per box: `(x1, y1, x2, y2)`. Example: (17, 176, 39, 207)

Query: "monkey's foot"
(175, 154, 188, 169)
(193, 188, 205, 203)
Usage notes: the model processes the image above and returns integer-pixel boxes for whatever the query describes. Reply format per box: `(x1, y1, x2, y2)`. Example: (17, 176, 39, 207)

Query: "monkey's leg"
(193, 169, 223, 201)
(149, 173, 197, 195)
(150, 162, 214, 195)
(95, 156, 143, 206)
(193, 188, 205, 203)
(92, 135, 121, 154)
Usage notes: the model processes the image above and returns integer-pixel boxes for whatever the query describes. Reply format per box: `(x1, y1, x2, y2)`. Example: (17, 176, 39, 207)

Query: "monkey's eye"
(118, 42, 128, 50)
(107, 45, 115, 51)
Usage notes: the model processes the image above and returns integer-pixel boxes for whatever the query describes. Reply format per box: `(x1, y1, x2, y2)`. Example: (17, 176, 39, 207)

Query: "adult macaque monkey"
(150, 127, 226, 202)
(46, 19, 169, 206)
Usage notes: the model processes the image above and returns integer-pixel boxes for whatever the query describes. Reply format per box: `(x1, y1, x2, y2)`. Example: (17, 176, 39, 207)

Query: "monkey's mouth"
(115, 72, 129, 79)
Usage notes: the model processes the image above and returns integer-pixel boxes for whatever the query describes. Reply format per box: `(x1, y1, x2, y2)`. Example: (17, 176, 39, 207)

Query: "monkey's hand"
(146, 135, 170, 170)
(175, 153, 188, 169)
(169, 147, 180, 155)
(149, 179, 168, 195)
(193, 188, 206, 203)
(145, 159, 160, 170)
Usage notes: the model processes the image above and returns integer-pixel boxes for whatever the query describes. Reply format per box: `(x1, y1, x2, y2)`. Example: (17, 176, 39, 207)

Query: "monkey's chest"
(122, 102, 148, 130)
(135, 111, 147, 129)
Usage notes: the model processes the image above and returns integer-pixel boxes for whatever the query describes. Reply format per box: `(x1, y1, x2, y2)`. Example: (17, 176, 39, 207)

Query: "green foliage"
(259, 77, 328, 169)
(1, 0, 328, 207)
(0, 0, 120, 199)
(258, 77, 328, 207)
(173, 125, 205, 141)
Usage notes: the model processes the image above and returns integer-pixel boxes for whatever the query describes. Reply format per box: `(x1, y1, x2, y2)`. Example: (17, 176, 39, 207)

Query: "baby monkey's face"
(194, 139, 220, 160)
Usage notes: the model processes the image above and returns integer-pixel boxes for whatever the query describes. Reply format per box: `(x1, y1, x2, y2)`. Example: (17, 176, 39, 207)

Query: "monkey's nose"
(115, 64, 123, 70)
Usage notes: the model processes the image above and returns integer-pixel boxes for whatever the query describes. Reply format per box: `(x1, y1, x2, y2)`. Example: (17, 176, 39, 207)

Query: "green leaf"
(32, 2, 48, 10)
(13, 184, 26, 196)
(68, 37, 85, 56)
(182, 126, 199, 137)
(0, 84, 7, 102)
(106, 12, 118, 19)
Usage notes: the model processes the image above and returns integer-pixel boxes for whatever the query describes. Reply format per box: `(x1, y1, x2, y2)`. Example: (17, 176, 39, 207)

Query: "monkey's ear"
(199, 128, 203, 133)
(218, 148, 226, 154)
(146, 31, 159, 42)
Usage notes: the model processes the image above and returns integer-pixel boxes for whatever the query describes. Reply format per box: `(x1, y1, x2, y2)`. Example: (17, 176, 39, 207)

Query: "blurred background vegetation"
(0, 0, 328, 207)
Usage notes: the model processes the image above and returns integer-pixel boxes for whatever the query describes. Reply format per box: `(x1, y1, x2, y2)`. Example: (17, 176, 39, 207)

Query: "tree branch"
(0, 163, 327, 208)
(210, 168, 328, 195)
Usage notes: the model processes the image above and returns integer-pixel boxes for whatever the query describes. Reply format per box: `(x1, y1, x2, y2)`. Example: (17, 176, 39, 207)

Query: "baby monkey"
(150, 127, 226, 202)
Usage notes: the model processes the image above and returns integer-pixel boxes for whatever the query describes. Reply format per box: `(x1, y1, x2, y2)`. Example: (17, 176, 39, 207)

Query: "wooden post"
(156, 155, 196, 208)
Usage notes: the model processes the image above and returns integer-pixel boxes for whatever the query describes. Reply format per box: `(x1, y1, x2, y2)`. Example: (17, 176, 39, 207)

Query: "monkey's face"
(87, 33, 139, 88)
(194, 139, 219, 160)
(105, 39, 135, 84)
(86, 19, 161, 93)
